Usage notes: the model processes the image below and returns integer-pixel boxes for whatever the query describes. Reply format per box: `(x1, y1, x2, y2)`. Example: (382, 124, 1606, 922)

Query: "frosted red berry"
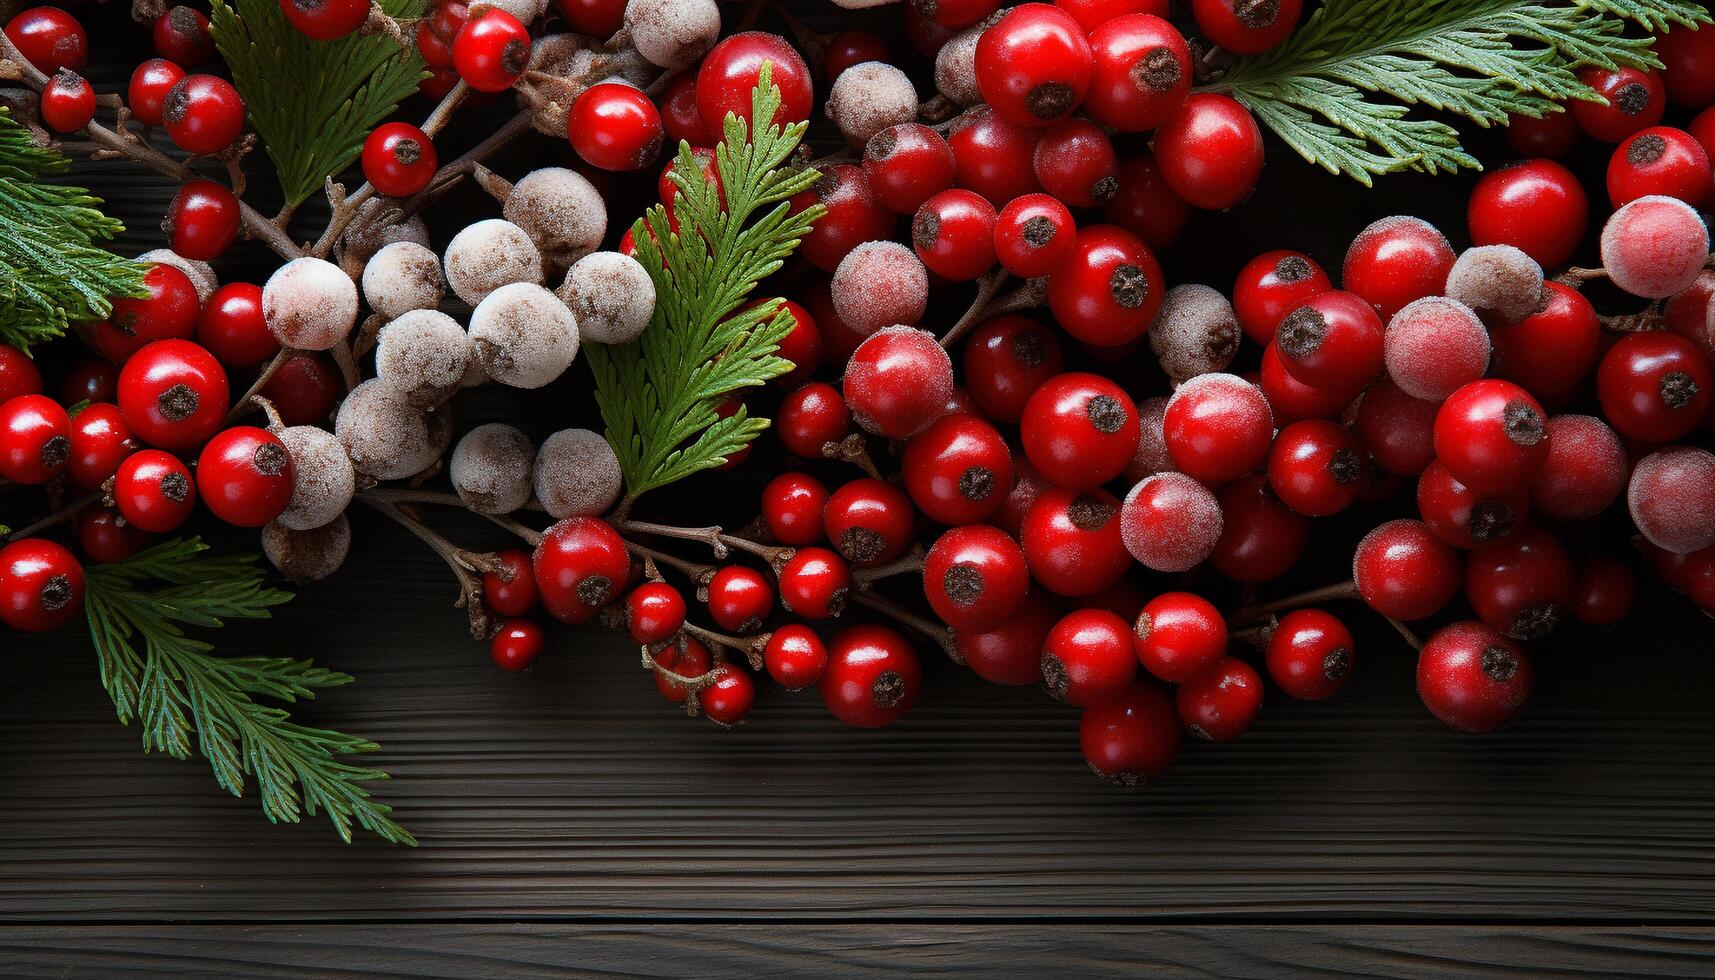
(842, 326, 954, 439)
(1353, 518, 1462, 620)
(1121, 472, 1223, 573)
(1163, 373, 1273, 485)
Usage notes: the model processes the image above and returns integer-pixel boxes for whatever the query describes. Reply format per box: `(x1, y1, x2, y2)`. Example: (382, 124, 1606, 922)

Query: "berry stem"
(1599, 306, 1665, 333)
(618, 519, 733, 558)
(938, 269, 1011, 350)
(640, 642, 720, 707)
(848, 590, 962, 665)
(819, 432, 884, 480)
(356, 495, 500, 638)
(624, 540, 717, 588)
(225, 348, 293, 423)
(1242, 579, 1360, 618)
(852, 546, 924, 589)
(1555, 265, 1607, 288)
(1385, 615, 1424, 652)
(3, 490, 98, 543)
(682, 621, 768, 670)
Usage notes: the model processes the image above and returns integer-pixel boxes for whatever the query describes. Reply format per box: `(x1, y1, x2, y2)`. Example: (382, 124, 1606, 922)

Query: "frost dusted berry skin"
(1416, 621, 1534, 733)
(842, 327, 954, 439)
(1078, 681, 1181, 786)
(819, 624, 922, 728)
(533, 517, 629, 624)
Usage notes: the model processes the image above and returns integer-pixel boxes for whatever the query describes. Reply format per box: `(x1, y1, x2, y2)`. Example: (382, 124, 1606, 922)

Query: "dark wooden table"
(4, 5, 1715, 976)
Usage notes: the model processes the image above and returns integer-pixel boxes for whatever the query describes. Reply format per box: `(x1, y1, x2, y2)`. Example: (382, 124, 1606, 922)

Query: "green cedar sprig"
(208, 0, 429, 207)
(85, 538, 414, 845)
(586, 68, 824, 516)
(1207, 0, 1714, 184)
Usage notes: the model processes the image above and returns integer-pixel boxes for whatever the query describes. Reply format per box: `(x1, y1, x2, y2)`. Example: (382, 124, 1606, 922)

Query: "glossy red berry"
(195, 425, 294, 527)
(452, 8, 529, 93)
(1573, 554, 1635, 625)
(946, 107, 1044, 205)
(1658, 23, 1715, 109)
(1046, 225, 1163, 347)
(92, 263, 200, 363)
(360, 122, 437, 197)
(162, 74, 245, 155)
(1020, 372, 1139, 489)
(779, 546, 852, 620)
(1192, 0, 1300, 54)
(1078, 681, 1180, 785)
(1433, 380, 1548, 494)
(165, 179, 240, 261)
(1259, 340, 1360, 421)
(1352, 379, 1437, 476)
(1133, 591, 1225, 684)
(1163, 373, 1273, 485)
(0, 344, 42, 404)
(657, 73, 712, 146)
(1417, 459, 1527, 550)
(75, 506, 149, 564)
(1352, 518, 1462, 620)
(533, 516, 629, 624)
(862, 122, 957, 214)
(128, 58, 185, 128)
(761, 472, 828, 546)
(1102, 153, 1189, 250)
(1606, 126, 1711, 207)
(974, 4, 1092, 127)
(1465, 525, 1574, 640)
(1466, 159, 1588, 268)
(0, 394, 69, 485)
(790, 164, 895, 272)
(777, 382, 850, 458)
(1267, 419, 1364, 517)
(568, 82, 663, 172)
(655, 637, 711, 703)
(912, 189, 997, 281)
(696, 32, 814, 134)
(823, 30, 889, 82)
(260, 353, 339, 426)
(824, 477, 915, 567)
(117, 340, 229, 451)
(195, 283, 276, 370)
(279, 0, 366, 40)
(701, 666, 755, 727)
(1274, 290, 1385, 391)
(1595, 331, 1712, 443)
(1572, 65, 1666, 143)
(955, 592, 1056, 685)
(59, 357, 116, 406)
(819, 624, 922, 728)
(1342, 216, 1455, 321)
(1209, 474, 1309, 584)
(555, 0, 624, 38)
(1153, 93, 1265, 210)
(4, 7, 86, 73)
(1266, 609, 1354, 701)
(902, 413, 1012, 525)
(1417, 621, 1533, 733)
(962, 317, 1063, 425)
(706, 565, 774, 633)
(154, 6, 212, 64)
(1042, 609, 1137, 706)
(922, 524, 1028, 632)
(1032, 118, 1119, 207)
(763, 623, 827, 689)
(1020, 486, 1129, 597)
(992, 194, 1075, 278)
(1083, 14, 1189, 132)
(0, 538, 83, 633)
(39, 69, 94, 134)
(1232, 250, 1331, 345)
(482, 549, 539, 618)
(1176, 656, 1263, 741)
(113, 449, 196, 532)
(65, 403, 138, 489)
(1488, 282, 1601, 407)
(1528, 414, 1626, 522)
(842, 326, 953, 439)
(490, 619, 546, 672)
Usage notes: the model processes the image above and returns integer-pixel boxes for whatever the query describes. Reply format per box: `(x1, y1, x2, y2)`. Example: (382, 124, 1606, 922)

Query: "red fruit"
(161, 74, 245, 155)
(1102, 154, 1189, 250)
(1352, 518, 1461, 620)
(1595, 331, 1712, 443)
(1078, 681, 1181, 785)
(946, 107, 1044, 205)
(1665, 271, 1715, 362)
(1573, 555, 1635, 625)
(655, 637, 711, 703)
(823, 30, 889, 82)
(490, 619, 546, 672)
(1020, 486, 1129, 597)
(819, 624, 922, 728)
(1527, 414, 1626, 522)
(1488, 282, 1600, 407)
(962, 315, 1064, 424)
(760, 472, 828, 546)
(1042, 608, 1137, 706)
(65, 403, 138, 489)
(1054, 0, 1167, 32)
(1353, 379, 1437, 476)
(1192, 0, 1299, 54)
(117, 340, 229, 451)
(777, 381, 850, 458)
(1417, 459, 1528, 550)
(902, 413, 1012, 525)
(1266, 609, 1354, 701)
(279, 0, 366, 40)
(1432, 380, 1548, 494)
(1657, 23, 1715, 109)
(992, 194, 1076, 278)
(863, 123, 956, 214)
(701, 666, 755, 727)
(1121, 472, 1223, 573)
(1416, 621, 1533, 733)
(1133, 591, 1225, 684)
(620, 582, 681, 645)
(555, 0, 624, 38)
(1274, 290, 1385, 391)
(790, 164, 895, 272)
(1465, 525, 1574, 640)
(1507, 107, 1580, 158)
(4, 7, 86, 73)
(533, 517, 628, 624)
(923, 524, 1029, 632)
(360, 122, 438, 198)
(974, 4, 1092, 127)
(93, 263, 200, 363)
(696, 32, 813, 134)
(1210, 474, 1310, 584)
(483, 549, 539, 618)
(824, 477, 915, 567)
(1019, 372, 1139, 489)
(112, 449, 196, 533)
(195, 283, 277, 370)
(766, 298, 819, 385)
(778, 546, 851, 620)
(1600, 194, 1710, 300)
(75, 506, 148, 565)
(39, 69, 95, 133)
(763, 623, 827, 689)
(955, 592, 1056, 685)
(658, 73, 712, 146)
(0, 344, 42, 404)
(1259, 341, 1361, 422)
(0, 394, 69, 485)
(60, 357, 116, 406)
(128, 58, 186, 128)
(1342, 216, 1455, 321)
(1572, 65, 1666, 143)
(842, 327, 953, 439)
(1153, 93, 1265, 210)
(1162, 373, 1273, 485)
(164, 179, 240, 261)
(1629, 447, 1715, 555)
(1607, 126, 1712, 207)
(1466, 159, 1588, 269)
(1083, 14, 1190, 132)
(707, 565, 774, 633)
(1032, 118, 1119, 207)
(1383, 299, 1490, 402)
(452, 9, 529, 93)
(0, 538, 83, 633)
(911, 189, 997, 281)
(1267, 419, 1363, 517)
(1232, 250, 1332, 346)
(1176, 656, 1263, 741)
(568, 82, 663, 172)
(195, 426, 293, 527)
(260, 353, 339, 426)
(1046, 225, 1163, 347)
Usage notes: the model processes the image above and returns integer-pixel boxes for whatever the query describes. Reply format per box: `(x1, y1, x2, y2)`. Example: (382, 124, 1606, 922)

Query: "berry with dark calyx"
(4, 7, 87, 73)
(1177, 656, 1263, 741)
(1084, 14, 1190, 132)
(92, 263, 200, 363)
(912, 189, 997, 281)
(1133, 591, 1226, 684)
(161, 74, 245, 155)
(843, 326, 954, 439)
(1046, 225, 1163, 347)
(1042, 608, 1138, 706)
(1416, 621, 1534, 733)
(1266, 609, 1354, 701)
(1233, 250, 1332, 345)
(945, 107, 1044, 205)
(790, 164, 897, 272)
(362, 122, 438, 197)
(1432, 379, 1548, 494)
(491, 619, 546, 672)
(974, 4, 1092, 127)
(128, 58, 186, 128)
(1259, 340, 1362, 422)
(1020, 372, 1140, 489)
(993, 194, 1075, 278)
(1417, 459, 1528, 550)
(1193, 0, 1300, 55)
(1353, 518, 1461, 620)
(197, 283, 278, 370)
(1572, 65, 1666, 143)
(1033, 118, 1119, 207)
(39, 69, 95, 134)
(1352, 379, 1437, 477)
(165, 180, 240, 261)
(279, 0, 367, 41)
(903, 413, 1012, 525)
(1342, 216, 1455, 321)
(1466, 159, 1588, 269)
(1020, 486, 1129, 597)
(695, 31, 814, 133)
(701, 666, 756, 727)
(819, 624, 922, 728)
(483, 549, 539, 618)
(533, 516, 629, 625)
(1527, 414, 1626, 522)
(1268, 419, 1364, 517)
(1573, 555, 1635, 625)
(707, 565, 774, 633)
(568, 82, 664, 172)
(1162, 373, 1273, 485)
(955, 592, 1056, 685)
(825, 477, 916, 567)
(1211, 474, 1310, 584)
(922, 523, 1029, 632)
(761, 471, 828, 546)
(1465, 525, 1574, 640)
(1121, 472, 1223, 573)
(0, 394, 70, 485)
(777, 381, 850, 458)
(862, 123, 957, 215)
(76, 506, 149, 565)
(1595, 331, 1712, 444)
(0, 538, 84, 633)
(65, 403, 138, 489)
(1273, 290, 1385, 391)
(117, 339, 229, 451)
(1606, 126, 1712, 207)
(113, 448, 196, 533)
(154, 6, 212, 65)
(195, 426, 294, 528)
(764, 623, 827, 690)
(1153, 93, 1265, 210)
(962, 315, 1064, 424)
(452, 8, 529, 93)
(1488, 282, 1600, 408)
(1079, 680, 1180, 786)
(779, 546, 852, 620)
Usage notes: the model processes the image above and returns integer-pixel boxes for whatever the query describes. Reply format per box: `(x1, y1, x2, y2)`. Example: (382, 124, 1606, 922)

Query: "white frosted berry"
(362, 241, 444, 320)
(1149, 284, 1239, 382)
(826, 62, 918, 146)
(1601, 195, 1712, 299)
(483, 0, 546, 25)
(534, 428, 623, 519)
(505, 168, 608, 266)
(1121, 472, 1222, 573)
(624, 0, 719, 69)
(444, 219, 544, 307)
(374, 309, 472, 407)
(335, 379, 438, 480)
(277, 425, 355, 531)
(263, 257, 360, 351)
(451, 423, 535, 514)
(559, 251, 655, 344)
(137, 249, 217, 304)
(469, 282, 580, 388)
(832, 240, 928, 336)
(264, 513, 351, 583)
(934, 23, 987, 106)
(1444, 245, 1544, 323)
(338, 198, 430, 279)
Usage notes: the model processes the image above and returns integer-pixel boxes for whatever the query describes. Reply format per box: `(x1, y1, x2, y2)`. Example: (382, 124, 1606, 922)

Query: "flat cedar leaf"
(587, 68, 824, 514)
(1209, 0, 1713, 182)
(209, 0, 429, 206)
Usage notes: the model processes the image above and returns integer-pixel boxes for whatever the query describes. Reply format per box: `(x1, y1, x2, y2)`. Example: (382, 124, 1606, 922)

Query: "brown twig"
(852, 546, 924, 589)
(1239, 580, 1360, 620)
(356, 495, 504, 638)
(3, 490, 99, 542)
(226, 348, 293, 422)
(849, 591, 962, 665)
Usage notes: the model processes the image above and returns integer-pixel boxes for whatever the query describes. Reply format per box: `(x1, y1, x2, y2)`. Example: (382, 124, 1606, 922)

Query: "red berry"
(1383, 297, 1490, 401)
(862, 122, 957, 214)
(823, 30, 889, 82)
(1466, 159, 1588, 269)
(0, 394, 69, 485)
(1417, 458, 1528, 550)
(1657, 23, 1715, 109)
(902, 413, 1012, 525)
(112, 449, 196, 532)
(655, 637, 711, 703)
(696, 31, 813, 135)
(819, 624, 922, 728)
(452, 9, 529, 93)
(1210, 474, 1310, 584)
(568, 82, 663, 172)
(75, 506, 148, 564)
(962, 315, 1063, 424)
(1527, 414, 1627, 522)
(483, 549, 539, 618)
(92, 263, 200, 363)
(778, 546, 851, 620)
(842, 326, 953, 439)
(1042, 608, 1137, 706)
(195, 283, 277, 370)
(165, 179, 240, 261)
(555, 0, 624, 38)
(1572, 65, 1665, 143)
(1607, 126, 1711, 207)
(1342, 216, 1455, 321)
(60, 357, 116, 406)
(763, 623, 827, 689)
(824, 477, 915, 567)
(128, 58, 186, 128)
(946, 107, 1044, 205)
(955, 592, 1056, 685)
(1600, 194, 1710, 299)
(1465, 525, 1574, 640)
(1102, 153, 1189, 250)
(260, 353, 339, 426)
(658, 73, 712, 146)
(4, 7, 86, 73)
(154, 6, 212, 64)
(622, 582, 683, 645)
(162, 74, 245, 155)
(1665, 270, 1715, 362)
(761, 471, 828, 546)
(1595, 331, 1712, 443)
(789, 164, 895, 272)
(279, 0, 366, 40)
(974, 4, 1092, 127)
(768, 299, 820, 385)
(1153, 93, 1265, 210)
(1232, 250, 1331, 346)
(1629, 446, 1715, 555)
(117, 339, 229, 451)
(1488, 282, 1600, 407)
(1133, 591, 1225, 684)
(0, 538, 83, 633)
(1121, 472, 1223, 573)
(1274, 290, 1385, 391)
(1032, 118, 1119, 207)
(707, 565, 774, 632)
(701, 666, 755, 727)
(1083, 14, 1189, 132)
(1416, 621, 1533, 733)
(1045, 225, 1163, 346)
(490, 619, 546, 671)
(1507, 107, 1580, 158)
(0, 344, 43, 404)
(777, 381, 850, 458)
(1352, 518, 1461, 620)
(65, 403, 138, 489)
(1078, 681, 1180, 785)
(39, 69, 94, 134)
(1054, 0, 1167, 32)
(1573, 554, 1635, 625)
(1352, 379, 1437, 476)
(533, 516, 628, 624)
(1267, 419, 1363, 517)
(1020, 486, 1129, 597)
(1019, 372, 1139, 489)
(360, 122, 438, 197)
(1176, 656, 1263, 741)
(1432, 380, 1548, 494)
(1259, 340, 1360, 422)
(1266, 609, 1354, 701)
(1192, 0, 1299, 54)
(1162, 373, 1273, 485)
(911, 189, 997, 281)
(992, 194, 1075, 278)
(195, 425, 294, 527)
(922, 524, 1029, 631)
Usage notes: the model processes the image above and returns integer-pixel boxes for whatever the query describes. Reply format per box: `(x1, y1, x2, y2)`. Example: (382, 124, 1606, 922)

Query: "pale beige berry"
(505, 168, 607, 266)
(469, 283, 580, 388)
(374, 309, 472, 407)
(277, 425, 355, 531)
(534, 428, 622, 518)
(444, 219, 544, 307)
(362, 241, 444, 320)
(559, 251, 655, 344)
(264, 257, 359, 351)
(826, 62, 918, 145)
(451, 423, 535, 514)
(624, 0, 720, 69)
(264, 513, 351, 583)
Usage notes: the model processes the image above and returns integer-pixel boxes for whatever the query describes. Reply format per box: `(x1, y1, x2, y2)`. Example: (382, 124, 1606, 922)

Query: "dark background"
(4, 2, 1715, 976)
